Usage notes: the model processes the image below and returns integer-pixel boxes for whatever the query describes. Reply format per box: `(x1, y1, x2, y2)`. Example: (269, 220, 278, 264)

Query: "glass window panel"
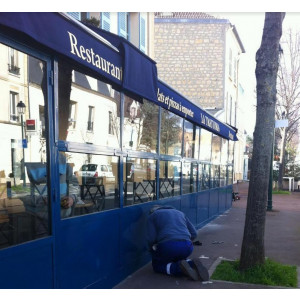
(159, 161, 181, 198)
(124, 157, 156, 206)
(160, 109, 183, 156)
(199, 129, 212, 161)
(211, 134, 221, 164)
(123, 97, 158, 152)
(182, 162, 197, 194)
(58, 59, 121, 148)
(199, 163, 210, 190)
(221, 139, 228, 165)
(210, 165, 220, 188)
(62, 152, 119, 217)
(228, 141, 234, 164)
(183, 120, 199, 159)
(0, 44, 49, 249)
(228, 165, 233, 185)
(220, 165, 227, 187)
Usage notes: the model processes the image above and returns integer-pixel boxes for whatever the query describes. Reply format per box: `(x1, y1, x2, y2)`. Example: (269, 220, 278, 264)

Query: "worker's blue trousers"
(151, 240, 193, 276)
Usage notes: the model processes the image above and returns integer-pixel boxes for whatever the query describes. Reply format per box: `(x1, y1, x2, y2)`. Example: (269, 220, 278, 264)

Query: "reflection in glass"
(182, 162, 197, 194)
(211, 165, 220, 188)
(199, 129, 212, 161)
(159, 161, 181, 198)
(160, 109, 183, 156)
(58, 60, 121, 148)
(123, 97, 158, 152)
(228, 165, 233, 185)
(221, 139, 228, 165)
(199, 163, 210, 190)
(183, 120, 199, 159)
(211, 134, 221, 164)
(124, 157, 156, 206)
(228, 141, 234, 164)
(220, 165, 227, 187)
(64, 152, 119, 216)
(0, 44, 49, 249)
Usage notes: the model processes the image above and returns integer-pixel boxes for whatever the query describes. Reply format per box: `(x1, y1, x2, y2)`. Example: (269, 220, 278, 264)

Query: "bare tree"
(276, 29, 300, 189)
(240, 12, 285, 270)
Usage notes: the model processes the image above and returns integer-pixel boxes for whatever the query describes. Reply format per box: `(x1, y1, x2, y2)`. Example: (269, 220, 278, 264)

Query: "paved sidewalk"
(114, 182, 300, 289)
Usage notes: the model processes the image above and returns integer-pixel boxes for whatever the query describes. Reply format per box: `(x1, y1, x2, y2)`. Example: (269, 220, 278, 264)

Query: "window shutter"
(139, 15, 146, 53)
(67, 12, 81, 20)
(101, 12, 111, 31)
(118, 12, 128, 39)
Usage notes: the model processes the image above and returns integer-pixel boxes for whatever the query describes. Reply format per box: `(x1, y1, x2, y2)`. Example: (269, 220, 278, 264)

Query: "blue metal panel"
(196, 190, 210, 226)
(226, 186, 233, 209)
(181, 193, 197, 225)
(218, 187, 227, 213)
(209, 189, 219, 218)
(54, 210, 120, 288)
(0, 238, 54, 288)
(119, 205, 151, 267)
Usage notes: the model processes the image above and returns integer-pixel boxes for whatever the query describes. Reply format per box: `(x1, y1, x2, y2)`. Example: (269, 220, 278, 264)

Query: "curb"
(208, 257, 299, 289)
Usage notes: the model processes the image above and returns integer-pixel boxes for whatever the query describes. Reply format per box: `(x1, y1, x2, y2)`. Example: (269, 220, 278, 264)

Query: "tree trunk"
(239, 12, 285, 270)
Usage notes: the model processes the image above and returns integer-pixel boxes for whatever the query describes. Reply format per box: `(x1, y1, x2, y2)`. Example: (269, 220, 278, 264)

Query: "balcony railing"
(8, 64, 20, 75)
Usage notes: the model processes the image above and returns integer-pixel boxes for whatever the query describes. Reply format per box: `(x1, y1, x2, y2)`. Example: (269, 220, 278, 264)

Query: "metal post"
(21, 113, 26, 187)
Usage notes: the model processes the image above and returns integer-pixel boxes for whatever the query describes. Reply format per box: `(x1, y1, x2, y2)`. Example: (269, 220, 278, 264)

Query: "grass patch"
(272, 190, 290, 195)
(211, 258, 297, 287)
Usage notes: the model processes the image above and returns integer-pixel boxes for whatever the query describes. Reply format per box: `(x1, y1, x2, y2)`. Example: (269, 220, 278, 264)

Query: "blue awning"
(157, 80, 238, 141)
(0, 12, 158, 102)
(0, 12, 237, 141)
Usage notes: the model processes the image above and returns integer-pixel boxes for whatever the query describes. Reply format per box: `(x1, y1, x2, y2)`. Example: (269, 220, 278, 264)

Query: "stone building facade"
(154, 15, 226, 109)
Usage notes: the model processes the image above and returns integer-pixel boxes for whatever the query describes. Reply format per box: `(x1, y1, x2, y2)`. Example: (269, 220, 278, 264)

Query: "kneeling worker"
(147, 205, 209, 281)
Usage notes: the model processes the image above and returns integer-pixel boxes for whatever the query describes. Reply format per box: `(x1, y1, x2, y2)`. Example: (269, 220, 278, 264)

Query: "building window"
(68, 101, 77, 129)
(124, 157, 156, 206)
(8, 47, 20, 75)
(87, 106, 94, 132)
(139, 13, 147, 53)
(159, 161, 181, 198)
(160, 109, 183, 156)
(199, 163, 210, 190)
(123, 97, 158, 152)
(10, 91, 19, 122)
(183, 120, 199, 159)
(101, 12, 111, 31)
(199, 129, 212, 162)
(118, 12, 129, 40)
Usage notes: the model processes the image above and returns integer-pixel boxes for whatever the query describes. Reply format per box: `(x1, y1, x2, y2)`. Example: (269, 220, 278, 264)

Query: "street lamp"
(17, 100, 26, 187)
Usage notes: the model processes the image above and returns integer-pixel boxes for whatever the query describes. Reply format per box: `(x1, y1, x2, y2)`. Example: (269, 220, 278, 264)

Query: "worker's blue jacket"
(147, 206, 197, 248)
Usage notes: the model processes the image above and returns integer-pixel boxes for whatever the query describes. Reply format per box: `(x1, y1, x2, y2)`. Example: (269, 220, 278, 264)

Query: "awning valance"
(157, 80, 238, 141)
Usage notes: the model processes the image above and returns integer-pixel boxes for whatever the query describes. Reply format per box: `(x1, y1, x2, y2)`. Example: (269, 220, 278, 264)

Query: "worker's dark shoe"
(179, 260, 199, 281)
(192, 258, 209, 281)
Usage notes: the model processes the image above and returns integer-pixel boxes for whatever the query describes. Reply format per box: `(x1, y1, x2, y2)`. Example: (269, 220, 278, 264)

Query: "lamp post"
(17, 100, 26, 187)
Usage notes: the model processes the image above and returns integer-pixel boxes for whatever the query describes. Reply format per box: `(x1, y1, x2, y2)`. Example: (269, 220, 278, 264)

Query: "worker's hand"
(61, 196, 74, 209)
